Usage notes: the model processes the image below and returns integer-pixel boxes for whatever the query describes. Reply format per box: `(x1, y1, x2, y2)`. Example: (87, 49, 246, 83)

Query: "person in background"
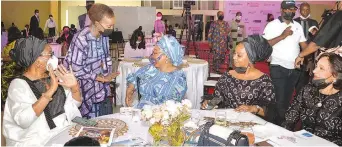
(196, 20, 203, 41)
(70, 24, 77, 35)
(57, 26, 73, 56)
(202, 35, 275, 121)
(208, 11, 230, 73)
(36, 27, 45, 40)
(294, 2, 319, 94)
(21, 24, 30, 38)
(44, 14, 57, 37)
(283, 52, 342, 146)
(229, 11, 246, 69)
(266, 13, 274, 24)
(175, 23, 179, 29)
(164, 19, 168, 32)
(263, 0, 307, 125)
(205, 16, 214, 40)
(125, 36, 187, 109)
(167, 25, 176, 38)
(154, 12, 165, 34)
(29, 9, 40, 37)
(3, 37, 82, 146)
(64, 4, 119, 118)
(1, 22, 5, 33)
(78, 0, 94, 30)
(11, 23, 15, 27)
(2, 26, 22, 60)
(124, 30, 146, 58)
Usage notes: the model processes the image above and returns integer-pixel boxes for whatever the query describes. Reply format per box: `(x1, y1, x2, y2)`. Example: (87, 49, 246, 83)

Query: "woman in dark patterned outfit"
(283, 52, 342, 145)
(202, 35, 276, 120)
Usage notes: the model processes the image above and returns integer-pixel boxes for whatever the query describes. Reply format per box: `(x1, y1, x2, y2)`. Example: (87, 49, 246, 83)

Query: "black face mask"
(312, 77, 332, 89)
(97, 23, 113, 37)
(282, 12, 295, 20)
(235, 66, 248, 74)
(218, 15, 224, 20)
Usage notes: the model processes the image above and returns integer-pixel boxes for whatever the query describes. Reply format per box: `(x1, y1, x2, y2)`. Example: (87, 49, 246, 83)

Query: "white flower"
(162, 111, 170, 120)
(165, 100, 176, 107)
(161, 120, 170, 126)
(143, 109, 153, 119)
(149, 118, 156, 124)
(154, 111, 163, 122)
(182, 99, 192, 108)
(143, 105, 152, 110)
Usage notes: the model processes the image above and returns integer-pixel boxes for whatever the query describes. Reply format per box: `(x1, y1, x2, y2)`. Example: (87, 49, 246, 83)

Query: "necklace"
(317, 90, 339, 107)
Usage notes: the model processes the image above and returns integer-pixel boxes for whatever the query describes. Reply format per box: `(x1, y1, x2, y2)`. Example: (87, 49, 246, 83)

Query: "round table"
(115, 58, 209, 109)
(45, 109, 294, 146)
(49, 43, 62, 57)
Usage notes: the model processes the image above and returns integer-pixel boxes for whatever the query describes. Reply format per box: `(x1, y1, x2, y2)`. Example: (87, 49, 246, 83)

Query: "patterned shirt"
(63, 27, 112, 117)
(154, 20, 165, 34)
(230, 20, 246, 49)
(127, 64, 187, 108)
(282, 84, 342, 145)
(208, 20, 230, 53)
(212, 72, 275, 109)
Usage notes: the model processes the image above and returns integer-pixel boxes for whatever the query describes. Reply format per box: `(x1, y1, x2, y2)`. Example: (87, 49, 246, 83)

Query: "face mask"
(300, 14, 311, 20)
(218, 15, 224, 20)
(283, 12, 295, 20)
(46, 55, 58, 71)
(269, 18, 274, 21)
(136, 41, 141, 44)
(235, 67, 248, 74)
(312, 76, 333, 89)
(64, 30, 69, 34)
(149, 54, 163, 65)
(50, 17, 53, 19)
(97, 23, 113, 37)
(236, 16, 242, 21)
(36, 13, 39, 16)
(156, 16, 162, 20)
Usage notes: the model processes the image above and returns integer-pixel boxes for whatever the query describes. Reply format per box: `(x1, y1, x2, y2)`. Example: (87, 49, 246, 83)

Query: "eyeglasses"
(40, 51, 54, 57)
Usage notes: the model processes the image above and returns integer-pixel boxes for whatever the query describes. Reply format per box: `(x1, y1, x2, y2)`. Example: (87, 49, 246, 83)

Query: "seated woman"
(124, 30, 146, 58)
(2, 26, 22, 61)
(3, 37, 82, 146)
(201, 35, 275, 119)
(282, 52, 342, 145)
(125, 35, 187, 108)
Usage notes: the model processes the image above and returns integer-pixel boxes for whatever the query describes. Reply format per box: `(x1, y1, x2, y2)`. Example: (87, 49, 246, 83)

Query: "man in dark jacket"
(78, 0, 94, 30)
(293, 2, 319, 93)
(29, 9, 40, 37)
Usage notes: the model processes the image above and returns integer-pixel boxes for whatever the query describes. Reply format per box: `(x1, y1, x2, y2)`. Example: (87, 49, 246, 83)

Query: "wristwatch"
(255, 105, 261, 114)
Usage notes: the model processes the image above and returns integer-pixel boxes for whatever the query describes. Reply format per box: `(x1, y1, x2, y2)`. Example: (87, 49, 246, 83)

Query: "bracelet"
(298, 55, 304, 58)
(42, 93, 53, 101)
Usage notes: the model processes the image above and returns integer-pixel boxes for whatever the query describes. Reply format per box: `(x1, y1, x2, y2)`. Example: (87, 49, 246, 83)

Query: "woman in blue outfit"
(125, 35, 187, 108)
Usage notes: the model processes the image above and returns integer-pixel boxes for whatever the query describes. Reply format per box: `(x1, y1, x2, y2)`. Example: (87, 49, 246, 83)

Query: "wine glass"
(215, 111, 227, 126)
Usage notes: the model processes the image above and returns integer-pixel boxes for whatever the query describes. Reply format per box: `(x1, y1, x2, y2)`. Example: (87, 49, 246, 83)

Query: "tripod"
(179, 7, 199, 57)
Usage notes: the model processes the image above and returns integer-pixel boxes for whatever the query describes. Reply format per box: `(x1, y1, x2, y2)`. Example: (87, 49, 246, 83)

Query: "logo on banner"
(229, 2, 243, 6)
(248, 11, 257, 15)
(247, 2, 260, 7)
(253, 20, 262, 23)
(264, 3, 276, 7)
(229, 10, 241, 15)
(260, 10, 273, 15)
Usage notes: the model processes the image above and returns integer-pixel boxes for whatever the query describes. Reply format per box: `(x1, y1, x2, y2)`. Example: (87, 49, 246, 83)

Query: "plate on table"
(69, 118, 128, 138)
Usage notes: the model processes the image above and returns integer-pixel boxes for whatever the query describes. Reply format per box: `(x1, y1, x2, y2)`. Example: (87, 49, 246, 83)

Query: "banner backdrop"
(224, 1, 302, 35)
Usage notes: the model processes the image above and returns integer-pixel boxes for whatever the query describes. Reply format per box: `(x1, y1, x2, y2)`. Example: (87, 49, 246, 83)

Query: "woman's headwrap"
(242, 35, 273, 64)
(10, 36, 47, 68)
(156, 35, 184, 66)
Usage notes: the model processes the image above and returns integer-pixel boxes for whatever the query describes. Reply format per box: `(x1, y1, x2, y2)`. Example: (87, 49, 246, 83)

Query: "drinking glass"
(191, 110, 201, 126)
(215, 111, 227, 126)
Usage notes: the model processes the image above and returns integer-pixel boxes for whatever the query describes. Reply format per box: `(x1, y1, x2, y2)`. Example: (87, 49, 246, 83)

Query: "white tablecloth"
(49, 43, 62, 57)
(116, 59, 209, 109)
(45, 109, 303, 146)
(123, 42, 154, 58)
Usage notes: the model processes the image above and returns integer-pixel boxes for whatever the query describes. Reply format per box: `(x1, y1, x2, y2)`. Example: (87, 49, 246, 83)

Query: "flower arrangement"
(141, 100, 192, 146)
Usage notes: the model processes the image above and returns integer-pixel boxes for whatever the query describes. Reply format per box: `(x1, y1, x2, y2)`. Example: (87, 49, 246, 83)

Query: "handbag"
(197, 121, 249, 146)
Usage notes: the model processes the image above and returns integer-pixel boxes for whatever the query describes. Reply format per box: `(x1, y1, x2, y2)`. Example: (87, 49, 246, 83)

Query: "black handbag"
(197, 121, 249, 146)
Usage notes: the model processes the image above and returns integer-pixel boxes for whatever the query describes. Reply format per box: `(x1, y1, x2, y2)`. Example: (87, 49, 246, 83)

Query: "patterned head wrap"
(157, 35, 184, 66)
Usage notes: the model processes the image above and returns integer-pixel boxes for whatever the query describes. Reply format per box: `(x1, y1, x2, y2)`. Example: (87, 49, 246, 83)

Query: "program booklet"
(76, 127, 115, 146)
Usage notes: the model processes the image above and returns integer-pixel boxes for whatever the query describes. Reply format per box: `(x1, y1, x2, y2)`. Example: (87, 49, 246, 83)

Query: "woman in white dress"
(2, 37, 82, 146)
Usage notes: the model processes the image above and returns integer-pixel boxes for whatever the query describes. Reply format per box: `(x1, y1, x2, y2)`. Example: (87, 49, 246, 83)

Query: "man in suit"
(294, 2, 319, 93)
(29, 9, 40, 37)
(78, 0, 94, 30)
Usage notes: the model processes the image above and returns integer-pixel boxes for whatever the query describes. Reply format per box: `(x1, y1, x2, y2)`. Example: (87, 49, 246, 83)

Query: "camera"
(184, 0, 195, 8)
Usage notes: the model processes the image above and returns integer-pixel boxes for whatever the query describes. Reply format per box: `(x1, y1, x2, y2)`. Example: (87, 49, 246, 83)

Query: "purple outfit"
(154, 20, 165, 34)
(64, 27, 112, 118)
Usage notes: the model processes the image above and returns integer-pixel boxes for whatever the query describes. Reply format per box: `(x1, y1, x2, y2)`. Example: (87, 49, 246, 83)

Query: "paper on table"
(225, 109, 267, 125)
(267, 130, 338, 146)
(76, 127, 116, 146)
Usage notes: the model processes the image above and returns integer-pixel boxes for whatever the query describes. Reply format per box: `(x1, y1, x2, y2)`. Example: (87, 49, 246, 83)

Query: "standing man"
(78, 0, 94, 30)
(293, 2, 318, 93)
(44, 15, 57, 37)
(208, 11, 230, 73)
(29, 9, 40, 37)
(263, 0, 307, 125)
(229, 12, 246, 69)
(205, 16, 214, 40)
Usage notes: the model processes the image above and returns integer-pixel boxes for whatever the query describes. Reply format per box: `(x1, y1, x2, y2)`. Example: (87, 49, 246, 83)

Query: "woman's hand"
(125, 95, 133, 107)
(45, 65, 59, 97)
(55, 65, 78, 88)
(125, 84, 135, 107)
(201, 100, 208, 109)
(235, 105, 258, 113)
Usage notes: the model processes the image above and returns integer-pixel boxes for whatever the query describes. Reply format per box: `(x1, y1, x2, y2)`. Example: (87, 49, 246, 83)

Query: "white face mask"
(156, 16, 162, 20)
(36, 13, 39, 16)
(136, 41, 141, 44)
(236, 16, 242, 20)
(46, 55, 58, 71)
(300, 14, 311, 20)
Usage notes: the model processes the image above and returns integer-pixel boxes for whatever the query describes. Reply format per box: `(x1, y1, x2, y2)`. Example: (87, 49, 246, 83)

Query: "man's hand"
(295, 56, 304, 69)
(281, 26, 293, 39)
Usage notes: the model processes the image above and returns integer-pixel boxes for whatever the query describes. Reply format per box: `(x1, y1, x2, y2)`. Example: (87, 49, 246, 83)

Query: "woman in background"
(125, 35, 187, 109)
(124, 30, 146, 58)
(57, 26, 73, 56)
